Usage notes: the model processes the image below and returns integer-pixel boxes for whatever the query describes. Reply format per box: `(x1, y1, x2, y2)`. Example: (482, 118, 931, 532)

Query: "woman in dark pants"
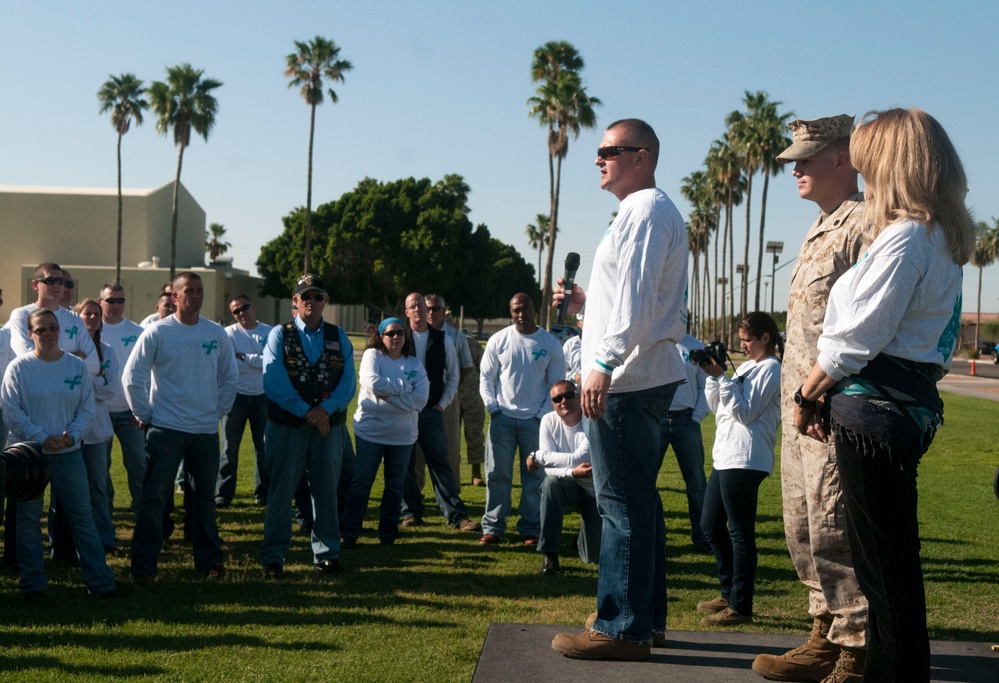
(794, 108, 975, 682)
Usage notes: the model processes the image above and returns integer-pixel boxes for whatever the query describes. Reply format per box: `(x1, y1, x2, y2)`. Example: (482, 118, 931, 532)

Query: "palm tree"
(970, 219, 999, 352)
(97, 73, 148, 284)
(286, 36, 353, 275)
(525, 213, 553, 277)
(147, 64, 222, 278)
(205, 222, 231, 262)
(528, 41, 600, 327)
(706, 136, 744, 343)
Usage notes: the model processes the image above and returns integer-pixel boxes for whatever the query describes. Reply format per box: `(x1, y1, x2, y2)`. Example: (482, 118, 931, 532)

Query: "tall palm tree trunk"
(727, 195, 735, 347)
(304, 102, 317, 274)
(116, 131, 124, 284)
(714, 209, 721, 340)
(754, 171, 771, 311)
(542, 155, 562, 329)
(742, 174, 753, 322)
(169, 144, 186, 280)
(976, 265, 983, 350)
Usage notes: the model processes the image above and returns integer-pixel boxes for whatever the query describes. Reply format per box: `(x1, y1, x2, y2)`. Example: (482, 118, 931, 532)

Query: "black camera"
(689, 340, 729, 367)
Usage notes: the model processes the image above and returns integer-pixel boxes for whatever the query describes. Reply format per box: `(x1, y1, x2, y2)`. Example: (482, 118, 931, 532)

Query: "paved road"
(950, 357, 999, 380)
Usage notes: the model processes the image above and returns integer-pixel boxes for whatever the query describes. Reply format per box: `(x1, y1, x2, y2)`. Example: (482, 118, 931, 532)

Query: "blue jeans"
(260, 421, 345, 566)
(82, 440, 116, 550)
(216, 392, 269, 504)
(18, 449, 115, 595)
(482, 413, 543, 537)
(587, 382, 679, 642)
(538, 476, 601, 564)
(701, 467, 768, 615)
(401, 408, 469, 525)
(342, 436, 413, 541)
(660, 409, 708, 547)
(108, 410, 147, 517)
(132, 427, 223, 575)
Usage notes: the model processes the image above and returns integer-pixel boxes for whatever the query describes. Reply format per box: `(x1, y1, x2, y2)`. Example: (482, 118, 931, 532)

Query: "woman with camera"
(696, 311, 783, 627)
(341, 318, 428, 547)
(0, 308, 116, 600)
(793, 109, 974, 682)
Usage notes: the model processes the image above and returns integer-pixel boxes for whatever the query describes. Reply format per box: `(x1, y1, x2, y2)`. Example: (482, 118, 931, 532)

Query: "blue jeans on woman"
(586, 382, 678, 643)
(342, 436, 413, 542)
(701, 467, 768, 616)
(18, 449, 115, 596)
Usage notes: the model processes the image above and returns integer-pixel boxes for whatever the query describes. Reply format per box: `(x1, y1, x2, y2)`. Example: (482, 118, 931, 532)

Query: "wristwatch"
(793, 386, 817, 409)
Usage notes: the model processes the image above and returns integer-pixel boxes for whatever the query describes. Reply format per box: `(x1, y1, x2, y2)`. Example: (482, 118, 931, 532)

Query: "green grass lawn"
(0, 384, 996, 682)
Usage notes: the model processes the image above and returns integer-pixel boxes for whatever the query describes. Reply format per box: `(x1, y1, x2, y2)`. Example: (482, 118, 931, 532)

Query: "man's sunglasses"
(102, 297, 126, 305)
(428, 306, 443, 313)
(382, 329, 405, 338)
(231, 303, 251, 315)
(551, 390, 577, 404)
(299, 293, 324, 302)
(34, 277, 64, 286)
(597, 146, 648, 160)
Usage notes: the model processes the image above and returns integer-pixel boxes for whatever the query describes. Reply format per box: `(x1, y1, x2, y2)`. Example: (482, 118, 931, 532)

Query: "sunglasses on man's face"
(551, 390, 577, 404)
(63, 280, 75, 290)
(428, 306, 443, 313)
(35, 277, 64, 286)
(231, 303, 251, 315)
(382, 329, 405, 338)
(596, 146, 648, 160)
(299, 293, 324, 302)
(102, 297, 126, 305)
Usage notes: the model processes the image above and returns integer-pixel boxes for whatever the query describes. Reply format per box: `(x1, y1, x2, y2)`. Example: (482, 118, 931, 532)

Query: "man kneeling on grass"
(526, 380, 601, 576)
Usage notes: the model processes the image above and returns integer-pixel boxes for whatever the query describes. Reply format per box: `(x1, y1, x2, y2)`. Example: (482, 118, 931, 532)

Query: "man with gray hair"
(752, 115, 868, 682)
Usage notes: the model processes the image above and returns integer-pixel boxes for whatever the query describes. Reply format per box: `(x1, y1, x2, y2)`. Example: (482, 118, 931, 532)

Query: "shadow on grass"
(0, 655, 165, 678)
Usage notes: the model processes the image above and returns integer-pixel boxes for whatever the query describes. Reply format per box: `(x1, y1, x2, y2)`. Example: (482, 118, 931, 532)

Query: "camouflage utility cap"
(776, 114, 854, 163)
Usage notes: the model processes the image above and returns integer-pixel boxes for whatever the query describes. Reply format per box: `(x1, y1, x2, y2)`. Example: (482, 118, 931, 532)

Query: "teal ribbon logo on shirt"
(532, 349, 548, 361)
(65, 326, 79, 339)
(405, 370, 417, 381)
(64, 375, 82, 390)
(122, 335, 138, 347)
(202, 340, 219, 355)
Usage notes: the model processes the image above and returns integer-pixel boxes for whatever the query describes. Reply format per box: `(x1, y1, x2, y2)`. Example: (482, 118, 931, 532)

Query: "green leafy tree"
(205, 222, 230, 262)
(147, 64, 222, 278)
(970, 219, 999, 350)
(285, 36, 353, 275)
(97, 73, 148, 284)
(527, 41, 600, 327)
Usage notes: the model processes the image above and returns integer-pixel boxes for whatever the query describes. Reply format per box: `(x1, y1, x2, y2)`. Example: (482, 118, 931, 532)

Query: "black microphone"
(557, 252, 581, 323)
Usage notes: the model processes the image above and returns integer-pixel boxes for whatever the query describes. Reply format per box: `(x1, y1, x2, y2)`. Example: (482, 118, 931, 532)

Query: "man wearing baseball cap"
(259, 274, 356, 578)
(752, 116, 869, 682)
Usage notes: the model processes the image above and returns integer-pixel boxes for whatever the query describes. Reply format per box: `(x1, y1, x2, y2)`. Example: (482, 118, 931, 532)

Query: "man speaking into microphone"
(551, 118, 688, 660)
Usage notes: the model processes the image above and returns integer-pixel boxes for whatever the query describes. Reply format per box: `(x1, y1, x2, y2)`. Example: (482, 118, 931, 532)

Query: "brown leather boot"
(820, 647, 865, 683)
(751, 616, 840, 681)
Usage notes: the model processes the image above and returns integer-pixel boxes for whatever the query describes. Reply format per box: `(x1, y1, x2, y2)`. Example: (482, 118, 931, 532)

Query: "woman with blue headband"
(341, 318, 428, 546)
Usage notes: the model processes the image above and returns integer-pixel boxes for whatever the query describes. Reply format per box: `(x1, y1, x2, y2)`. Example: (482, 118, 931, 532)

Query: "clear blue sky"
(3, 1, 998, 317)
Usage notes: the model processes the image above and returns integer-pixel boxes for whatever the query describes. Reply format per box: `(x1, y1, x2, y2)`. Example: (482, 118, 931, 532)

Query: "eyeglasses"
(31, 324, 60, 335)
(63, 280, 75, 290)
(102, 297, 126, 305)
(231, 303, 251, 315)
(382, 329, 405, 338)
(428, 306, 443, 313)
(299, 293, 324, 302)
(34, 277, 64, 286)
(551, 390, 577, 404)
(597, 146, 648, 160)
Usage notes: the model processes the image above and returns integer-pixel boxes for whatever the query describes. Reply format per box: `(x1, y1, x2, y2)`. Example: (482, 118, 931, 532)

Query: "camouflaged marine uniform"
(782, 192, 869, 648)
(459, 334, 485, 467)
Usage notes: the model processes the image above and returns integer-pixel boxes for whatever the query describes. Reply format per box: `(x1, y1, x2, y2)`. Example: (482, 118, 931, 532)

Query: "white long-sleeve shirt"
(83, 340, 118, 444)
(534, 411, 594, 493)
(669, 335, 710, 423)
(101, 317, 145, 413)
(226, 321, 272, 396)
(7, 304, 100, 376)
(581, 187, 688, 393)
(705, 356, 781, 473)
(562, 335, 581, 383)
(818, 219, 963, 380)
(1, 352, 95, 453)
(353, 348, 429, 446)
(123, 315, 238, 434)
(412, 328, 459, 410)
(479, 325, 565, 420)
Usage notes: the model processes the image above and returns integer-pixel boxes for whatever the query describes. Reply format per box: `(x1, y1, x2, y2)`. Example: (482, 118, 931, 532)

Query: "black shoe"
(379, 537, 395, 546)
(400, 515, 423, 528)
(22, 591, 46, 604)
(96, 588, 119, 599)
(298, 521, 314, 534)
(314, 559, 344, 576)
(341, 538, 357, 549)
(215, 497, 231, 509)
(263, 563, 284, 579)
(539, 553, 560, 576)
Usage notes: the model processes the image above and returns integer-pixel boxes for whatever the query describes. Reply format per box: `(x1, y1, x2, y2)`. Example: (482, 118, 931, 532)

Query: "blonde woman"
(793, 109, 974, 682)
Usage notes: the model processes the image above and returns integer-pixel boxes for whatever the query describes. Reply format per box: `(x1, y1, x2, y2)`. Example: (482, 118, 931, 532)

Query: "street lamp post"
(735, 264, 748, 319)
(766, 241, 784, 316)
